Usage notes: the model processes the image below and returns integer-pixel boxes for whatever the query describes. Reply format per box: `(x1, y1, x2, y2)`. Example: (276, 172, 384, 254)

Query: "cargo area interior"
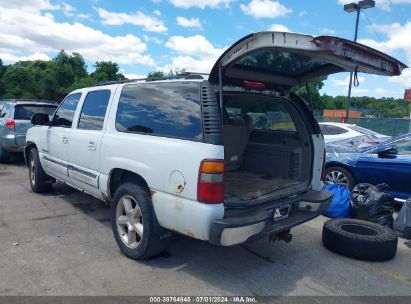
(223, 93, 312, 202)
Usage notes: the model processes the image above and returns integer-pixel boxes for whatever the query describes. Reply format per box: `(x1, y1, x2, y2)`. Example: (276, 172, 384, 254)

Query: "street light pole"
(343, 0, 375, 123)
(345, 7, 361, 122)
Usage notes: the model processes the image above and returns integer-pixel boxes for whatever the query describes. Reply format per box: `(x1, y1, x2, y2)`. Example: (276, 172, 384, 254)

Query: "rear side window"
(54, 93, 82, 127)
(116, 83, 202, 140)
(14, 105, 56, 120)
(225, 95, 296, 132)
(319, 124, 348, 135)
(78, 90, 111, 130)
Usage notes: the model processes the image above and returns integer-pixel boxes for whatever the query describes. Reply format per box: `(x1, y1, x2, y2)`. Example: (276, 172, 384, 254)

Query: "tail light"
(5, 119, 15, 131)
(198, 159, 225, 204)
(321, 150, 326, 180)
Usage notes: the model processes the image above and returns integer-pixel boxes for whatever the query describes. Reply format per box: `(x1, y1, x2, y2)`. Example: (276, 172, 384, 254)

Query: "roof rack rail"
(0, 99, 58, 103)
(89, 72, 210, 87)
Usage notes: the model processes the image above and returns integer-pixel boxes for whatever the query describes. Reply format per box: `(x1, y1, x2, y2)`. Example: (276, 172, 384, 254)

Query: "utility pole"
(343, 0, 375, 123)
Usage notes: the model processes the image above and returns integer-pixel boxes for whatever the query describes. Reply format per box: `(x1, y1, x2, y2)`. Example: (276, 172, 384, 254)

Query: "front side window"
(54, 93, 82, 127)
(115, 83, 202, 140)
(78, 90, 111, 130)
(225, 95, 296, 132)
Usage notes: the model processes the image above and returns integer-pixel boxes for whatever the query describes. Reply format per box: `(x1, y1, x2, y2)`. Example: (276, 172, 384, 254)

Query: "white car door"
(68, 89, 113, 198)
(42, 93, 82, 182)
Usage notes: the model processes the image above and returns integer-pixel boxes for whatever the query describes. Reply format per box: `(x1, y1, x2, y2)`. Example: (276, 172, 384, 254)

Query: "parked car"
(0, 100, 57, 162)
(24, 31, 406, 260)
(325, 134, 411, 201)
(319, 122, 390, 143)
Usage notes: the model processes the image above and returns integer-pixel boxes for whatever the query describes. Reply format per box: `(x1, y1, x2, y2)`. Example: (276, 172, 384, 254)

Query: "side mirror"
(31, 113, 50, 126)
(377, 146, 398, 158)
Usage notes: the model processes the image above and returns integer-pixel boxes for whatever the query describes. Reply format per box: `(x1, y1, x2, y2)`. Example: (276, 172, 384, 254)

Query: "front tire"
(29, 148, 52, 193)
(111, 182, 171, 260)
(325, 166, 356, 190)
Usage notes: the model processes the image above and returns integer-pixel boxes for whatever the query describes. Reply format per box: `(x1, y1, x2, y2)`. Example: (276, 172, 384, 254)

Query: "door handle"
(88, 141, 96, 151)
(62, 136, 68, 144)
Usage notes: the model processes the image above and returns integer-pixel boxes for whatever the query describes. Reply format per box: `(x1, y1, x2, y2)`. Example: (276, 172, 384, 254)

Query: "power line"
(361, 10, 391, 53)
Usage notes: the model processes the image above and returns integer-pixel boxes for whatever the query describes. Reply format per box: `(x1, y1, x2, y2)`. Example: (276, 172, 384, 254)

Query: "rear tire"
(29, 148, 52, 193)
(111, 182, 172, 260)
(325, 166, 356, 190)
(322, 218, 398, 261)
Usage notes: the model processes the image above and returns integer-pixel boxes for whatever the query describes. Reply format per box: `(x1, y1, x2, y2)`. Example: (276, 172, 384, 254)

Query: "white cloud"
(170, 0, 233, 9)
(0, 52, 51, 64)
(153, 10, 161, 16)
(165, 35, 224, 58)
(0, 4, 155, 66)
(375, 88, 388, 95)
(123, 73, 147, 80)
(240, 0, 292, 19)
(143, 35, 163, 44)
(162, 35, 226, 73)
(389, 68, 411, 87)
(267, 24, 290, 32)
(0, 0, 59, 11)
(331, 75, 366, 86)
(358, 21, 411, 62)
(338, 0, 411, 11)
(298, 10, 307, 17)
(352, 88, 369, 94)
(62, 2, 76, 17)
(176, 16, 202, 28)
(95, 7, 167, 33)
(321, 28, 336, 35)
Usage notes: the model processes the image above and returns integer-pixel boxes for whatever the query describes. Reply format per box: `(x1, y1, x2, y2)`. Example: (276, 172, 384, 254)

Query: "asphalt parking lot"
(0, 159, 410, 296)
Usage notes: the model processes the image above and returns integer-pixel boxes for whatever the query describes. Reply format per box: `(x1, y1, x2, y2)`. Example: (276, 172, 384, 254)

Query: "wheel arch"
(108, 168, 151, 201)
(24, 141, 37, 167)
(325, 162, 358, 183)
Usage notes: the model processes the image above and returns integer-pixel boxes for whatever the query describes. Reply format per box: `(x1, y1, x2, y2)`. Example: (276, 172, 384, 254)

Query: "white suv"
(25, 32, 406, 260)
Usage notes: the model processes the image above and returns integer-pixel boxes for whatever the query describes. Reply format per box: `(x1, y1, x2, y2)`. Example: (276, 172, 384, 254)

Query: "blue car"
(325, 133, 411, 202)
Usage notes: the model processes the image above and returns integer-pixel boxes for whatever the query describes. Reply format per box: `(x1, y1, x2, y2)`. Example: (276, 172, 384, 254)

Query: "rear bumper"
(0, 135, 24, 152)
(209, 189, 332, 246)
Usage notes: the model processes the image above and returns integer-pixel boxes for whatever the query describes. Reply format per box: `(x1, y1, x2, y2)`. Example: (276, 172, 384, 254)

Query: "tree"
(292, 77, 327, 115)
(147, 71, 165, 78)
(91, 61, 125, 82)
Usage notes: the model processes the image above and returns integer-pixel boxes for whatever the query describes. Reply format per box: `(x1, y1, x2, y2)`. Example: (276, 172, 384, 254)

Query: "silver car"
(0, 100, 57, 161)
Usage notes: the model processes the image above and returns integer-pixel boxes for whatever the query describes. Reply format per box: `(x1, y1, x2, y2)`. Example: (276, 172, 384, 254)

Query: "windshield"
(14, 105, 57, 120)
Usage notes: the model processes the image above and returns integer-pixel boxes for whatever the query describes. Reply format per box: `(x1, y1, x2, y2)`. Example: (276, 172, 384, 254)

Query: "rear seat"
(223, 114, 253, 171)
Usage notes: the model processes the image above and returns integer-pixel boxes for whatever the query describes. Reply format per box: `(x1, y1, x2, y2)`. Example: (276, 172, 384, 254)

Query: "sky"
(0, 0, 410, 99)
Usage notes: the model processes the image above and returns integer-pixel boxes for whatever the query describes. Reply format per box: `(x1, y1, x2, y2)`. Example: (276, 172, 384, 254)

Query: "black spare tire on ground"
(322, 218, 398, 261)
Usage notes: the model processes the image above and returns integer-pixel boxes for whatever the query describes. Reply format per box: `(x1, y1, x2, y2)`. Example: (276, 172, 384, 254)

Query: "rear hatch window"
(14, 105, 56, 120)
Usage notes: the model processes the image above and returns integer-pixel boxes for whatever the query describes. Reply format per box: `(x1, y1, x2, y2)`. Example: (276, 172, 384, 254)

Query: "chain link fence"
(316, 117, 411, 137)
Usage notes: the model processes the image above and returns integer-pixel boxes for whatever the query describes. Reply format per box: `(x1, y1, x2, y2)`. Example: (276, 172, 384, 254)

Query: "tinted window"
(14, 105, 56, 120)
(320, 124, 348, 135)
(78, 90, 111, 130)
(225, 95, 296, 132)
(54, 93, 81, 127)
(349, 125, 380, 136)
(234, 50, 329, 77)
(392, 139, 411, 156)
(116, 83, 202, 140)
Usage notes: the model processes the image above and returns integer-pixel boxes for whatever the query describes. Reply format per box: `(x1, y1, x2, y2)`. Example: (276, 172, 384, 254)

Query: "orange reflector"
(200, 160, 225, 173)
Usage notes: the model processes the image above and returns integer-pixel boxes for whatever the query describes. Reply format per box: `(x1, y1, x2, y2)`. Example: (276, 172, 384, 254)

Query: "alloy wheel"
(325, 170, 348, 186)
(116, 195, 144, 249)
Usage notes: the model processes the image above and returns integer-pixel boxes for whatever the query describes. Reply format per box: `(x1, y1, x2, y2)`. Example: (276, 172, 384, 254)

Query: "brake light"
(198, 159, 225, 204)
(321, 150, 326, 180)
(5, 119, 15, 131)
(243, 81, 266, 89)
